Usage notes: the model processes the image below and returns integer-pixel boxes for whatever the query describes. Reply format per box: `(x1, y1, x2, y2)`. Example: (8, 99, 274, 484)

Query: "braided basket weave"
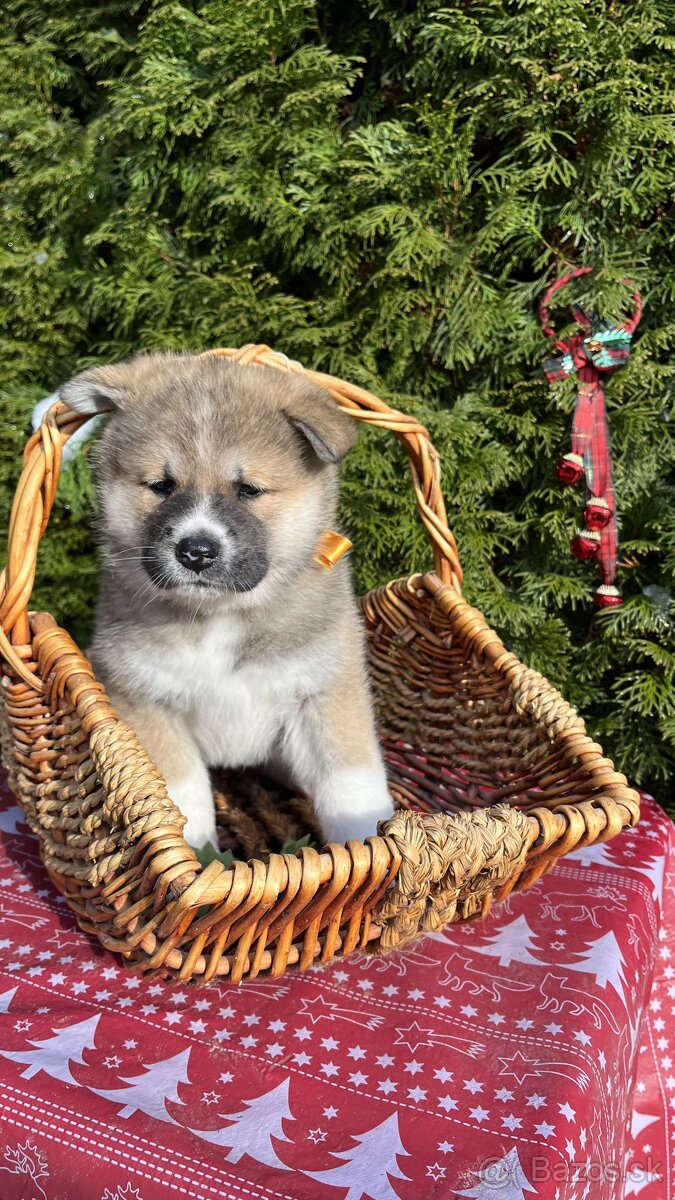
(0, 343, 640, 984)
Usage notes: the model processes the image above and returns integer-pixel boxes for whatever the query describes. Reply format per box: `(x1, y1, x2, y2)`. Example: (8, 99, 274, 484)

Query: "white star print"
(349, 1071, 368, 1086)
(426, 1163, 445, 1180)
(434, 1067, 453, 1083)
(535, 1122, 555, 1138)
(408, 1086, 427, 1102)
(376, 1054, 395, 1068)
(378, 1079, 397, 1095)
(469, 1106, 489, 1122)
(502, 1115, 522, 1130)
(463, 1078, 483, 1094)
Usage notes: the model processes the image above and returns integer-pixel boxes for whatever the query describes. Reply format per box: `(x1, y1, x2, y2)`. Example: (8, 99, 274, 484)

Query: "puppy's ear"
(59, 362, 132, 415)
(286, 387, 358, 464)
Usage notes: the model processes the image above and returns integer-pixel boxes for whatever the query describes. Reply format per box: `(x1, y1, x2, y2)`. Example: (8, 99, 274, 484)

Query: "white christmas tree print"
(191, 1077, 293, 1170)
(631, 1109, 660, 1139)
(565, 929, 627, 1003)
(624, 1167, 662, 1196)
(306, 1111, 410, 1200)
(471, 914, 543, 967)
(0, 986, 17, 1013)
(570, 841, 618, 870)
(0, 805, 25, 834)
(572, 840, 666, 904)
(628, 854, 665, 905)
(93, 1047, 191, 1124)
(453, 1147, 536, 1198)
(1, 1014, 99, 1085)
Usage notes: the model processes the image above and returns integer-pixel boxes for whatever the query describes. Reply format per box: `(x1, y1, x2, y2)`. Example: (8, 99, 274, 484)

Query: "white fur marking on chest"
(120, 610, 336, 769)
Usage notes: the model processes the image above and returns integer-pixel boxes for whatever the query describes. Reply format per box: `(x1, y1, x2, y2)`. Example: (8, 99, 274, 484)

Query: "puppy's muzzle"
(175, 533, 220, 574)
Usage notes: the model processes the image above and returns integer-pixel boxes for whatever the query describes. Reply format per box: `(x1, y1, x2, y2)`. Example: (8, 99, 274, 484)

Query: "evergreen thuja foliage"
(0, 1, 674, 804)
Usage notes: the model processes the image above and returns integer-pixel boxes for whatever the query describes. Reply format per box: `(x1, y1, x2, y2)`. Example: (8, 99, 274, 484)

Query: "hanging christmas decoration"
(539, 266, 642, 609)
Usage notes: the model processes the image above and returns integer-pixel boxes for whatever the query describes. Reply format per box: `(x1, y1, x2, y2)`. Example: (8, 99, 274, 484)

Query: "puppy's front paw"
(169, 779, 219, 851)
(316, 767, 394, 846)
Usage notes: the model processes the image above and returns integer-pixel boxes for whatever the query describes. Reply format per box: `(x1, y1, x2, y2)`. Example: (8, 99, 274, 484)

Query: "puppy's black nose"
(175, 534, 220, 573)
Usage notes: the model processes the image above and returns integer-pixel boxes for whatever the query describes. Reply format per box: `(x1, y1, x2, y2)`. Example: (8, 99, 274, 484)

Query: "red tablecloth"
(0, 771, 672, 1200)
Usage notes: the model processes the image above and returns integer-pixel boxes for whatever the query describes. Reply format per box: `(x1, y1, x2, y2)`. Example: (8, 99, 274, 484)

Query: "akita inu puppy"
(61, 353, 393, 849)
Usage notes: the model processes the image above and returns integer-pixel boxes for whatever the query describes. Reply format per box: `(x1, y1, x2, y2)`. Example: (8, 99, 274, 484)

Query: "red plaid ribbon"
(539, 267, 642, 607)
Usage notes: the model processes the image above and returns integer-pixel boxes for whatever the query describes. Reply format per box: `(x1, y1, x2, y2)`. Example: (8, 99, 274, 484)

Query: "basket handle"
(0, 344, 462, 688)
(205, 345, 462, 585)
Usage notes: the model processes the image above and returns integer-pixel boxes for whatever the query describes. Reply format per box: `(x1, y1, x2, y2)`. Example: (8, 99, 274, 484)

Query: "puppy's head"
(61, 353, 357, 609)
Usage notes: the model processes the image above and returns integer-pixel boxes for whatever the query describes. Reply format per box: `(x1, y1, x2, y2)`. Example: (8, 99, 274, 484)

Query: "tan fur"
(61, 352, 393, 847)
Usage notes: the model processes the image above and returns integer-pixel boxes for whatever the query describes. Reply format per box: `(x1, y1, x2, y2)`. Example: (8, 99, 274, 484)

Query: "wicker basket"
(0, 343, 640, 984)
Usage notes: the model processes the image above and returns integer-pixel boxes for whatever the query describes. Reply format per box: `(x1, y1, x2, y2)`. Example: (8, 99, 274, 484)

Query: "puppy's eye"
(146, 477, 176, 497)
(237, 482, 265, 500)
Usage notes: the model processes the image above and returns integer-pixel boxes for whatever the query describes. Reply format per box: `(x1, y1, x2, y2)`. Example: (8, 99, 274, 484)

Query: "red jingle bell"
(555, 452, 584, 486)
(594, 584, 622, 609)
(571, 529, 601, 561)
(584, 497, 612, 531)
